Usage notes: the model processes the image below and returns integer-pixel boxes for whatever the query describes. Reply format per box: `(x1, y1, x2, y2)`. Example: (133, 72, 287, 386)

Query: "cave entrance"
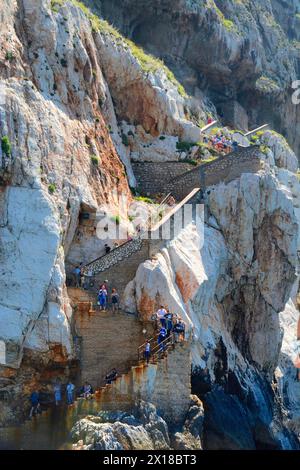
(65, 204, 99, 287)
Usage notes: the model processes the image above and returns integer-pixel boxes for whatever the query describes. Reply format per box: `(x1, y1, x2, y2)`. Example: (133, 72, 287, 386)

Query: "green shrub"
(5, 51, 15, 62)
(1, 136, 11, 156)
(91, 155, 99, 166)
(48, 183, 56, 194)
(60, 58, 68, 67)
(159, 135, 166, 140)
(121, 133, 129, 147)
(176, 141, 196, 152)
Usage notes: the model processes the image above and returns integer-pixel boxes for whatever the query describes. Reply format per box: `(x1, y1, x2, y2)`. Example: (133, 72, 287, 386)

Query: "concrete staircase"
(0, 323, 187, 450)
(68, 287, 154, 389)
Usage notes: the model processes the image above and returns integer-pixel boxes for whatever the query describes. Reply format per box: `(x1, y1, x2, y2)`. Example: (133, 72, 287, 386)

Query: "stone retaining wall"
(107, 341, 192, 425)
(133, 145, 262, 200)
(132, 161, 194, 196)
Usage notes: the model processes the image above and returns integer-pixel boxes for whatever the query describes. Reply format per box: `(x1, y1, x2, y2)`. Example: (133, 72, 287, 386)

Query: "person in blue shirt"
(29, 390, 41, 419)
(98, 288, 108, 311)
(66, 381, 75, 405)
(53, 381, 62, 406)
(158, 327, 167, 353)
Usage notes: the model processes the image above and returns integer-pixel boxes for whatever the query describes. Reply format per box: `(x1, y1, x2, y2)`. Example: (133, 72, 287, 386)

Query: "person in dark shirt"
(105, 368, 118, 384)
(173, 318, 185, 342)
(111, 288, 120, 313)
(164, 310, 174, 337)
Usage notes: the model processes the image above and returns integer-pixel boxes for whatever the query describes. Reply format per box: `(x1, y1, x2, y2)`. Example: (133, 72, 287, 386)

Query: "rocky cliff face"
(0, 0, 300, 450)
(124, 141, 300, 448)
(93, 0, 300, 156)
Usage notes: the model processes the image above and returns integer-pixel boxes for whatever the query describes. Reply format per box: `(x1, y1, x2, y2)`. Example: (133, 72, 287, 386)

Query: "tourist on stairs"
(105, 368, 118, 384)
(156, 305, 167, 328)
(173, 318, 185, 342)
(73, 265, 81, 287)
(144, 340, 151, 364)
(98, 287, 108, 311)
(111, 288, 119, 313)
(53, 381, 62, 406)
(80, 382, 93, 399)
(158, 326, 167, 353)
(66, 381, 75, 405)
(29, 390, 41, 419)
(165, 310, 174, 337)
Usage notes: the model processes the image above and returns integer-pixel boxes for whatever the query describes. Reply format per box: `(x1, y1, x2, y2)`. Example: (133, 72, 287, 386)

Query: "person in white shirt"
(156, 306, 167, 327)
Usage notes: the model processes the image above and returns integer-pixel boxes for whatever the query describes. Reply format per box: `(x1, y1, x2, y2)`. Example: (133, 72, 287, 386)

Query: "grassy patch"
(199, 156, 218, 164)
(206, 0, 238, 33)
(50, 0, 65, 12)
(134, 196, 155, 204)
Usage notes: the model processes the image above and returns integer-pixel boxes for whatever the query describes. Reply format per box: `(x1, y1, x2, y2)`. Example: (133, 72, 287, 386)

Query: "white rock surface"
(261, 131, 298, 173)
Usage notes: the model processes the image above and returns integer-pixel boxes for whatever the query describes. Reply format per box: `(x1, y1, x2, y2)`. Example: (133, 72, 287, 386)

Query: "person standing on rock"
(111, 288, 119, 313)
(66, 381, 75, 405)
(53, 381, 62, 406)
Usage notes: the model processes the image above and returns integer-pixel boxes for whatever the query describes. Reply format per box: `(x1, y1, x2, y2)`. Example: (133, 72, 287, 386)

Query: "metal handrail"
(138, 333, 160, 361)
(150, 334, 175, 362)
(138, 333, 175, 363)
